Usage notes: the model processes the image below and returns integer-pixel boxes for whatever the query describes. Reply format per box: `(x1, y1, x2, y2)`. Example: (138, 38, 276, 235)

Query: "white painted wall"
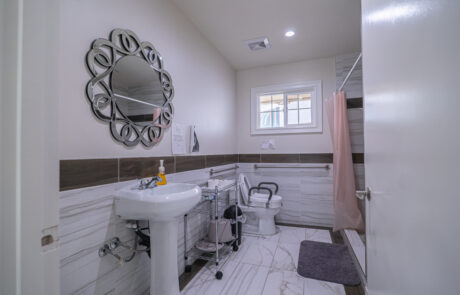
(362, 0, 460, 294)
(59, 0, 237, 160)
(236, 57, 335, 153)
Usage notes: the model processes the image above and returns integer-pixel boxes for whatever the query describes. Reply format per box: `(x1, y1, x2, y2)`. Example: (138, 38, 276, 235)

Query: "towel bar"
(253, 164, 330, 170)
(209, 164, 239, 176)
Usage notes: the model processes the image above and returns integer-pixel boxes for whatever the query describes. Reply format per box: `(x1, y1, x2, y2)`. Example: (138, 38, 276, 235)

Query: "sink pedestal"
(150, 220, 180, 295)
(114, 183, 201, 295)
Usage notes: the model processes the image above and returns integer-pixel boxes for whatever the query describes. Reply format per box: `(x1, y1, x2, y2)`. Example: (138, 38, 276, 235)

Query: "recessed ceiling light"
(285, 30, 295, 37)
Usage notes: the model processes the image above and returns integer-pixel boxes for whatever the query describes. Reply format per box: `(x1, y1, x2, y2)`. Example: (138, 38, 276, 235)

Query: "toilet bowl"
(238, 174, 282, 235)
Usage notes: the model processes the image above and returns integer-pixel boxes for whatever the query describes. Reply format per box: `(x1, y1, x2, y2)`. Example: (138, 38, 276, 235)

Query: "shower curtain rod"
(338, 52, 362, 92)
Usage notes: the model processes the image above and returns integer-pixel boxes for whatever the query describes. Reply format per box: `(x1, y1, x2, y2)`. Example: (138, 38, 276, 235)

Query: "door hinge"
(41, 225, 58, 252)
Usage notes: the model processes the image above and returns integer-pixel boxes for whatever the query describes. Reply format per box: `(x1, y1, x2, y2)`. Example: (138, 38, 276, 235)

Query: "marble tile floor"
(181, 226, 350, 295)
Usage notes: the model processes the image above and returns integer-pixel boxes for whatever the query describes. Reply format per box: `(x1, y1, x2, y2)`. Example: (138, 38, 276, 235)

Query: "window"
(251, 81, 322, 135)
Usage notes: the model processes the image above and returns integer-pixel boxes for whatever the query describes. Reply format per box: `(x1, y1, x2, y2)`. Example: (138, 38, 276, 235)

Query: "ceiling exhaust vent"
(245, 37, 271, 51)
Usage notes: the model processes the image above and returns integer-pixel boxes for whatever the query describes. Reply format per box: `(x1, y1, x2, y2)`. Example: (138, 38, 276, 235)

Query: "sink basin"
(114, 182, 202, 295)
(115, 182, 202, 221)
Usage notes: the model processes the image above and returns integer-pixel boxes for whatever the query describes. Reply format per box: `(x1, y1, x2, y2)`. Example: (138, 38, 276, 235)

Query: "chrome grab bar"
(209, 164, 239, 176)
(253, 164, 330, 170)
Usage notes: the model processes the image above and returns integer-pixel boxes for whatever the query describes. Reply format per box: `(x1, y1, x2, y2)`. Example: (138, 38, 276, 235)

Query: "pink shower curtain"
(326, 91, 364, 232)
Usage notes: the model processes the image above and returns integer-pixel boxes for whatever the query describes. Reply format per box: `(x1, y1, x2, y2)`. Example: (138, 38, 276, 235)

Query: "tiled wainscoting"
(240, 163, 364, 227)
(60, 164, 237, 294)
(59, 156, 364, 294)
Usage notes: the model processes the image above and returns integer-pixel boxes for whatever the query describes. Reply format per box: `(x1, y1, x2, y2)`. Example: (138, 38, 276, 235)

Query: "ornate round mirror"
(85, 29, 174, 147)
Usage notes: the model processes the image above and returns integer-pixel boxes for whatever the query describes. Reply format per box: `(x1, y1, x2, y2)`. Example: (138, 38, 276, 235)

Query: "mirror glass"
(111, 56, 165, 126)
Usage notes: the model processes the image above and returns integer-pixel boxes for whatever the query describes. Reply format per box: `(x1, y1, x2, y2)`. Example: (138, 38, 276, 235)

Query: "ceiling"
(172, 0, 362, 70)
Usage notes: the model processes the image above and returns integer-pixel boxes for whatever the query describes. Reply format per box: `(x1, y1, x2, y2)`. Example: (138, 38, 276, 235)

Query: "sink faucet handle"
(137, 179, 146, 189)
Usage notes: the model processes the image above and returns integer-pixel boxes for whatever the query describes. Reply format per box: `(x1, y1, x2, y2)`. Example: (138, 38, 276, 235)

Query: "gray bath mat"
(297, 240, 361, 286)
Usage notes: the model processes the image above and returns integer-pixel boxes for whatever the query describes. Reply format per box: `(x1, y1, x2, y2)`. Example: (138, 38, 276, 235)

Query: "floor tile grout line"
(259, 265, 271, 295)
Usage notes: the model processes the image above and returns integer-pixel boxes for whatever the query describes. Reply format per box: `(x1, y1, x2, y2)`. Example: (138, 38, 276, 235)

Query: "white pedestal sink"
(115, 183, 202, 295)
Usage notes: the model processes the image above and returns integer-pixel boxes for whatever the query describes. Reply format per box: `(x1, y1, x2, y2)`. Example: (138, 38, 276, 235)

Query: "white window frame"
(250, 81, 323, 135)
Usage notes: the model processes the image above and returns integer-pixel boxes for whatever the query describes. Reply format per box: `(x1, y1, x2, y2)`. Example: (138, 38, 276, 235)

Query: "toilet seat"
(239, 174, 282, 208)
(249, 193, 282, 208)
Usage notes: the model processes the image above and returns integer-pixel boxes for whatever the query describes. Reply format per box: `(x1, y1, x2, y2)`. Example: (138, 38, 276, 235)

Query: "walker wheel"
(215, 271, 223, 280)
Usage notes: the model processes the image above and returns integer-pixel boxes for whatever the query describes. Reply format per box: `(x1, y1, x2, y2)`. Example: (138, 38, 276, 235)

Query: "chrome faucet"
(137, 176, 161, 190)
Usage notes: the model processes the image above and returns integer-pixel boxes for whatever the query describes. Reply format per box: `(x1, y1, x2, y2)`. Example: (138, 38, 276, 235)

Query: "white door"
(362, 0, 460, 294)
(0, 0, 60, 294)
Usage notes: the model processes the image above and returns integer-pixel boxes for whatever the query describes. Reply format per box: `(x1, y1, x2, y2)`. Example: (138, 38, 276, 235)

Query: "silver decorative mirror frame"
(85, 28, 174, 147)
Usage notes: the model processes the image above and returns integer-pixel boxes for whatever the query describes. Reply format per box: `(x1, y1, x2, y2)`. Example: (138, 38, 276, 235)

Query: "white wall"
(236, 57, 335, 154)
(59, 0, 237, 160)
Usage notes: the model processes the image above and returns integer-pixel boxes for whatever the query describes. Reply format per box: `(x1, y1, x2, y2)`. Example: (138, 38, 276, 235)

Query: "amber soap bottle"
(156, 159, 167, 185)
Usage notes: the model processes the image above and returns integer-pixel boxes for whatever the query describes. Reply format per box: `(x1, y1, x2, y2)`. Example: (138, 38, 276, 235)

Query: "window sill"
(251, 126, 323, 135)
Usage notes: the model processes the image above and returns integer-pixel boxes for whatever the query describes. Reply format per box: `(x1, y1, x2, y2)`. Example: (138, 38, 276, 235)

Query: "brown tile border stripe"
(347, 97, 363, 109)
(175, 155, 206, 173)
(60, 159, 118, 191)
(352, 153, 365, 164)
(60, 153, 364, 191)
(300, 153, 333, 163)
(261, 153, 299, 163)
(205, 154, 238, 167)
(238, 154, 261, 163)
(119, 157, 175, 182)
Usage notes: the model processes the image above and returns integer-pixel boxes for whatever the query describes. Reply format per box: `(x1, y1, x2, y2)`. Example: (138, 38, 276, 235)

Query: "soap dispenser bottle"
(156, 160, 167, 185)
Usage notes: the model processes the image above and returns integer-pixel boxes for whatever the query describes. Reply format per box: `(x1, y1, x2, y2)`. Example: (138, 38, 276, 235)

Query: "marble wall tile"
(335, 52, 363, 99)
(348, 108, 364, 153)
(60, 167, 238, 295)
(354, 164, 365, 191)
(239, 163, 334, 227)
(344, 229, 366, 274)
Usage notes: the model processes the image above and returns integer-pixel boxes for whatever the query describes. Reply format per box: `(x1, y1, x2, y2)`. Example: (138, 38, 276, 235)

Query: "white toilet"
(238, 174, 283, 235)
